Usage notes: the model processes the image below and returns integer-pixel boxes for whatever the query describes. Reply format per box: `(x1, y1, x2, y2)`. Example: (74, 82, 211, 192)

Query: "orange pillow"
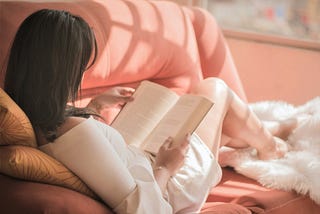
(0, 88, 97, 199)
(0, 145, 96, 199)
(0, 88, 36, 147)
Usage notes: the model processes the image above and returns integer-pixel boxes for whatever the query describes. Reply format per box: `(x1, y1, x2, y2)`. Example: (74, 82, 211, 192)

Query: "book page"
(142, 94, 213, 154)
(111, 81, 179, 147)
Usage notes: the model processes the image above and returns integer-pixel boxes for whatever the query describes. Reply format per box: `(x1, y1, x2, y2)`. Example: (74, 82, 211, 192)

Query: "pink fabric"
(182, 7, 247, 100)
(0, 0, 246, 95)
(207, 168, 320, 214)
(0, 0, 247, 123)
(1, 0, 199, 93)
(201, 202, 251, 214)
(0, 174, 112, 214)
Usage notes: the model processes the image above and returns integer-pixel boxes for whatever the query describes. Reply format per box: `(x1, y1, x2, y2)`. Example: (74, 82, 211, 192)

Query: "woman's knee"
(199, 77, 229, 97)
(193, 77, 225, 92)
(202, 77, 228, 90)
(192, 77, 230, 103)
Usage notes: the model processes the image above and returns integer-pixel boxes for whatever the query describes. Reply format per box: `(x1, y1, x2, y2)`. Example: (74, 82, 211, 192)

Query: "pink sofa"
(0, 0, 319, 213)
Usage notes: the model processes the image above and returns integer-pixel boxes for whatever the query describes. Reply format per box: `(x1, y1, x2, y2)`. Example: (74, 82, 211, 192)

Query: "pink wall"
(226, 37, 320, 105)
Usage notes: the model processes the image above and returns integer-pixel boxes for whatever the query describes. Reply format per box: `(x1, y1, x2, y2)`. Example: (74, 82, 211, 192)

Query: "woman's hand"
(154, 135, 190, 176)
(88, 87, 135, 113)
(152, 135, 190, 196)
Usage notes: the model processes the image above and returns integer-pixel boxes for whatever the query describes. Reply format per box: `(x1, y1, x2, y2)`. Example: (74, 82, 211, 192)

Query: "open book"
(111, 81, 214, 154)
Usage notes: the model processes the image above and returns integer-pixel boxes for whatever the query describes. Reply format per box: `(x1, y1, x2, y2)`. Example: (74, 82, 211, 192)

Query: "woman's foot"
(257, 137, 289, 160)
(263, 118, 298, 140)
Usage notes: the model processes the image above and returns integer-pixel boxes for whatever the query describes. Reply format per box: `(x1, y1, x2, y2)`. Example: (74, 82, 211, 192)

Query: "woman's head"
(4, 9, 97, 140)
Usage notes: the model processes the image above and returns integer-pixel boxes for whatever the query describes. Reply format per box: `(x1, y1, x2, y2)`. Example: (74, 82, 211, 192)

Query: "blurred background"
(171, 0, 320, 42)
(206, 0, 320, 42)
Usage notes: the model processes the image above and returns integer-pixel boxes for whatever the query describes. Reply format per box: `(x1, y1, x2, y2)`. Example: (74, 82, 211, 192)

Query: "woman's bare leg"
(192, 78, 288, 160)
(193, 78, 231, 157)
(222, 118, 299, 149)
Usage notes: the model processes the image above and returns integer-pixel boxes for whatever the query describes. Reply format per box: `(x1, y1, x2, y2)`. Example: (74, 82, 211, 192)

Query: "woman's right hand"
(154, 135, 190, 177)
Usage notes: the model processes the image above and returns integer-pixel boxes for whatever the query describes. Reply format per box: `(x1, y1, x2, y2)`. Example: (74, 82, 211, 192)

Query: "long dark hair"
(4, 9, 97, 141)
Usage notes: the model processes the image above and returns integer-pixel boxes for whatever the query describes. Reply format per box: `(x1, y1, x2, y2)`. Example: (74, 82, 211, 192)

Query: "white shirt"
(39, 117, 221, 214)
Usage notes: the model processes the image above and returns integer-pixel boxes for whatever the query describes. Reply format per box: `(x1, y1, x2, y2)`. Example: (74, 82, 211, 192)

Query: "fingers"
(161, 135, 190, 154)
(123, 95, 134, 102)
(156, 135, 190, 176)
(119, 87, 135, 96)
(181, 134, 191, 148)
(117, 87, 135, 103)
(110, 91, 134, 107)
(162, 137, 173, 149)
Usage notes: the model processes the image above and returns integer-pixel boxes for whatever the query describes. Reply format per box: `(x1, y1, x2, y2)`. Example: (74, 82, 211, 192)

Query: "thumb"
(162, 137, 173, 149)
(180, 134, 190, 152)
(119, 87, 135, 95)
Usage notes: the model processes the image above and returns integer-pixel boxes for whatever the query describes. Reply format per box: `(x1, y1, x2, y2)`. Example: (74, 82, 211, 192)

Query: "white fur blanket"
(219, 97, 320, 205)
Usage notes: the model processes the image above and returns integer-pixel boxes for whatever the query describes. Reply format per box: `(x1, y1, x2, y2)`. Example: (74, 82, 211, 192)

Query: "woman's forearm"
(153, 166, 171, 196)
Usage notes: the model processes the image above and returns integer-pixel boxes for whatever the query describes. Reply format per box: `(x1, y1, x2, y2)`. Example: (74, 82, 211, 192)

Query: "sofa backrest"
(0, 0, 246, 100)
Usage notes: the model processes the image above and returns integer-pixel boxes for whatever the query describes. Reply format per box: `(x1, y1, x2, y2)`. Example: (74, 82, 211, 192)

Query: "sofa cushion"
(0, 0, 202, 96)
(0, 88, 96, 197)
(207, 168, 320, 214)
(0, 0, 205, 123)
(0, 173, 112, 214)
(0, 88, 36, 147)
(0, 0, 248, 123)
(0, 145, 96, 199)
(201, 202, 251, 214)
(0, 85, 99, 198)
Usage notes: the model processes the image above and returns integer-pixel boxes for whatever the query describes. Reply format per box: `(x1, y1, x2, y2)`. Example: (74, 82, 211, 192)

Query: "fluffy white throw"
(219, 97, 320, 205)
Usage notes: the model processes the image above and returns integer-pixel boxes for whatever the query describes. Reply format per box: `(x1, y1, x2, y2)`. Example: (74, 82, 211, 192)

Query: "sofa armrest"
(0, 174, 112, 214)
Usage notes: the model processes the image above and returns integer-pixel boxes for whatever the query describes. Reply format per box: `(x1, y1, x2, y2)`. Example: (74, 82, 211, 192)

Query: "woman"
(4, 9, 292, 214)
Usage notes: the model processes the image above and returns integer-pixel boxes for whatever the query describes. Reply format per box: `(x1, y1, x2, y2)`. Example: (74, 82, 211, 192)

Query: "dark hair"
(4, 9, 97, 141)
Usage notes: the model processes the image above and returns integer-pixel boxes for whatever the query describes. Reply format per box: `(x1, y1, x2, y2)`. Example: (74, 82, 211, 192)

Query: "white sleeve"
(113, 164, 172, 214)
(39, 118, 172, 214)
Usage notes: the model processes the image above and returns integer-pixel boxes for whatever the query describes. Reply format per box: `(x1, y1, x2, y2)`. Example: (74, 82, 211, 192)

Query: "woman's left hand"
(88, 87, 135, 113)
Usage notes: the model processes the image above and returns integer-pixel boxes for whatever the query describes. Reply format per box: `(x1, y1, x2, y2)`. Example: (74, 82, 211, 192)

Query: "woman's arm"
(153, 166, 171, 196)
(39, 117, 173, 213)
(40, 117, 136, 207)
